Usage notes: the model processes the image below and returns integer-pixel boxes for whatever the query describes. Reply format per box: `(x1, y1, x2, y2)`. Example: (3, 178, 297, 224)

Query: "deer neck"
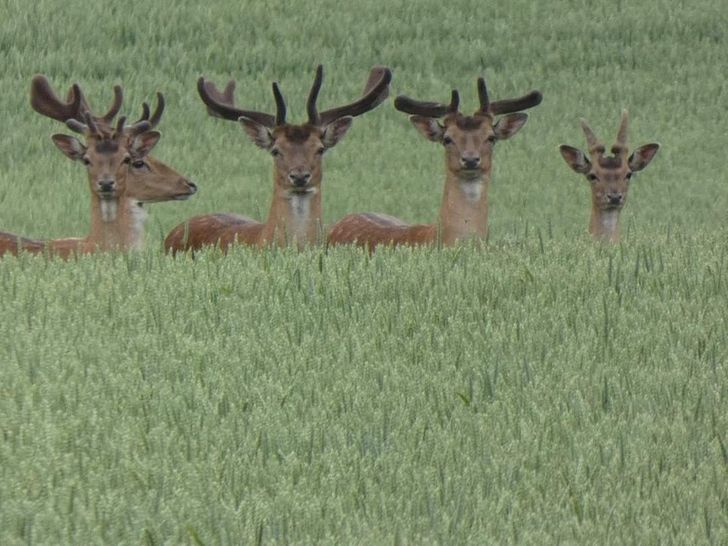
(87, 195, 146, 251)
(589, 206, 621, 243)
(438, 169, 491, 245)
(260, 173, 323, 248)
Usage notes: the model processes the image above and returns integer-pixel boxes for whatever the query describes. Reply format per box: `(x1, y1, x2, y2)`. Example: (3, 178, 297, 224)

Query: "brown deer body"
(164, 65, 391, 254)
(559, 111, 659, 242)
(327, 78, 542, 249)
(0, 77, 196, 258)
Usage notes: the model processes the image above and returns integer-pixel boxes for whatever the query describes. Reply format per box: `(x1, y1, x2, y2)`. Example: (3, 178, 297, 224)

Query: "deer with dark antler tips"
(327, 77, 542, 249)
(559, 110, 659, 243)
(0, 76, 197, 258)
(163, 64, 392, 254)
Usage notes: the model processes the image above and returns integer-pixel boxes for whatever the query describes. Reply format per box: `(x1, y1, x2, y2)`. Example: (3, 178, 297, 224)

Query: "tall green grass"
(1, 0, 727, 543)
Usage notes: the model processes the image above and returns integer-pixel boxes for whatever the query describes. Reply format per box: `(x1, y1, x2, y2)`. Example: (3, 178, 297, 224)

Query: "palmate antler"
(394, 76, 542, 118)
(30, 74, 156, 136)
(198, 64, 392, 128)
(30, 75, 83, 123)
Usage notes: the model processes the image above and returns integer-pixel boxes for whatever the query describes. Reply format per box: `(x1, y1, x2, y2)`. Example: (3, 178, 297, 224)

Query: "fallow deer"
(327, 77, 542, 249)
(559, 111, 659, 242)
(0, 78, 194, 258)
(29, 75, 198, 204)
(163, 65, 391, 254)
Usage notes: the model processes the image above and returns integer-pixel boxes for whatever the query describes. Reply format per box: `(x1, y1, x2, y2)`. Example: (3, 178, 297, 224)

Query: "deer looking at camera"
(327, 77, 542, 249)
(0, 76, 197, 258)
(163, 65, 391, 254)
(30, 75, 198, 205)
(559, 111, 659, 243)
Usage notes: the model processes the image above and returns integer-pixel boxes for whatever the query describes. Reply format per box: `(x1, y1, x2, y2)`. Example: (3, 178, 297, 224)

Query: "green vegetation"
(1, 0, 727, 543)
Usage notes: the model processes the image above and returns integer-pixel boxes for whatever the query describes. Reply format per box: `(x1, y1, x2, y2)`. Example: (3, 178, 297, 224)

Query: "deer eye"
(316, 147, 325, 156)
(132, 160, 146, 169)
(271, 148, 281, 157)
(625, 172, 633, 180)
(82, 157, 91, 166)
(487, 135, 497, 143)
(442, 136, 454, 145)
(122, 156, 131, 164)
(587, 173, 598, 182)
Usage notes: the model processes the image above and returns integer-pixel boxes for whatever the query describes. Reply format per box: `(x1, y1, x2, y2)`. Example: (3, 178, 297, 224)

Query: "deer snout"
(289, 172, 311, 188)
(460, 156, 481, 170)
(607, 193, 624, 206)
(185, 180, 198, 194)
(97, 179, 116, 193)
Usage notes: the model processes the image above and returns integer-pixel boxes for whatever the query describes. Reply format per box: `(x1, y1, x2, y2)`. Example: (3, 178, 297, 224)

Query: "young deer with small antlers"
(559, 111, 659, 243)
(163, 65, 391, 254)
(327, 77, 542, 249)
(0, 77, 196, 258)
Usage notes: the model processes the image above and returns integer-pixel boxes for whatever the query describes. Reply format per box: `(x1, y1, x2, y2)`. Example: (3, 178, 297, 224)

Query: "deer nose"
(461, 157, 480, 169)
(608, 193, 623, 205)
(98, 180, 115, 193)
(185, 180, 198, 193)
(289, 173, 311, 188)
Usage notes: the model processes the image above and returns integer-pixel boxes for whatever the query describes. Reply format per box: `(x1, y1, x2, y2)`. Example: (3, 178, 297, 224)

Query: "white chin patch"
(460, 180, 483, 202)
(100, 200, 118, 222)
(600, 209, 620, 233)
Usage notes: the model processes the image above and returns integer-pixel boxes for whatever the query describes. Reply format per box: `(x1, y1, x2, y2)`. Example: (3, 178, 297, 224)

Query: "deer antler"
(100, 86, 123, 123)
(396, 75, 541, 119)
(477, 77, 542, 115)
(272, 82, 287, 126)
(134, 92, 165, 129)
(30, 75, 84, 123)
(489, 91, 543, 115)
(580, 118, 605, 158)
(476, 77, 490, 114)
(199, 65, 391, 128)
(200, 80, 235, 119)
(197, 77, 276, 127)
(394, 89, 460, 118)
(306, 65, 324, 125)
(72, 84, 124, 125)
(65, 111, 150, 138)
(316, 65, 392, 126)
(612, 110, 629, 156)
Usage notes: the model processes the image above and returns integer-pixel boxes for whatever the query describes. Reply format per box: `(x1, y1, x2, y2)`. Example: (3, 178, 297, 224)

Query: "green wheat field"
(1, 0, 727, 543)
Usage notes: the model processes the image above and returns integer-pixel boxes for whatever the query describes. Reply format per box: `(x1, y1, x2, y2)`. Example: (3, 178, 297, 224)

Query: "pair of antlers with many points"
(394, 77, 543, 118)
(29, 74, 164, 139)
(198, 65, 393, 127)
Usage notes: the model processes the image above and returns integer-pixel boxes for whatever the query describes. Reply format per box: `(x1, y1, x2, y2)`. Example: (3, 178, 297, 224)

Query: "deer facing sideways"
(559, 111, 659, 243)
(163, 65, 391, 254)
(327, 77, 542, 249)
(0, 76, 197, 258)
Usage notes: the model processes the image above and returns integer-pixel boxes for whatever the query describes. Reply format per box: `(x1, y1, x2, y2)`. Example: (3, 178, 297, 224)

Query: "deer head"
(395, 78, 542, 180)
(559, 111, 660, 212)
(50, 112, 158, 203)
(198, 65, 391, 195)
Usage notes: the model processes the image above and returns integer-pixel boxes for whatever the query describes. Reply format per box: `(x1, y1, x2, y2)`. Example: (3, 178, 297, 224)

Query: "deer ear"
(410, 116, 445, 142)
(51, 134, 86, 161)
(322, 117, 353, 149)
(628, 143, 660, 172)
(559, 145, 592, 174)
(493, 113, 528, 140)
(239, 117, 274, 149)
(130, 131, 161, 158)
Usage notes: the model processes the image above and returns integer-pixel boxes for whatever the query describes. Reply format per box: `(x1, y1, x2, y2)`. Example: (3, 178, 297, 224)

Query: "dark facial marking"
(94, 139, 120, 154)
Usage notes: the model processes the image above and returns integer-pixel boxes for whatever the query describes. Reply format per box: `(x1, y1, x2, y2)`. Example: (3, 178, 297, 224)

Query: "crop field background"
(1, 0, 727, 544)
